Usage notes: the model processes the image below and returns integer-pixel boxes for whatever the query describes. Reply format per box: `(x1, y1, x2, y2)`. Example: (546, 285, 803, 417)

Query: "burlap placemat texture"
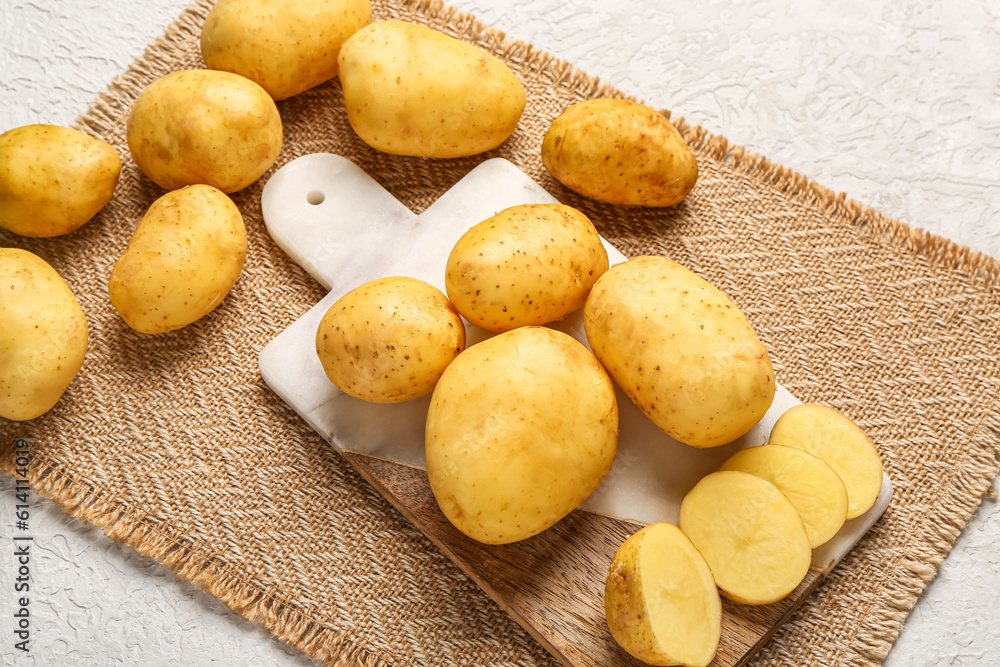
(3, 0, 999, 665)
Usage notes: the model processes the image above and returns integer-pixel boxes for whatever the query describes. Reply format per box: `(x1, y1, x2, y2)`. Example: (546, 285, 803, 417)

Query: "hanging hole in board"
(307, 190, 326, 205)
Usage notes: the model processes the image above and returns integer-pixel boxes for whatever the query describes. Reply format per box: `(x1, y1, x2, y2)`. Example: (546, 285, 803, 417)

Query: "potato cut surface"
(719, 445, 849, 548)
(605, 523, 721, 667)
(768, 404, 883, 519)
(679, 471, 811, 605)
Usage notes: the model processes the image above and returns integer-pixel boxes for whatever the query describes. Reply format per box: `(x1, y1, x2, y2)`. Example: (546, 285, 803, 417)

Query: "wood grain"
(342, 449, 826, 667)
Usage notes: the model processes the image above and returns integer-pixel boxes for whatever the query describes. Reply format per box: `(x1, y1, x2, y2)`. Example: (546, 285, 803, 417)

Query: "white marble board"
(257, 153, 892, 576)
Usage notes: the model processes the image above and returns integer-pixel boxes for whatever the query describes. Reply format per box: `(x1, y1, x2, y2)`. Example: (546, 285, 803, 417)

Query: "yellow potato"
(768, 403, 884, 520)
(108, 184, 247, 334)
(679, 471, 812, 605)
(542, 98, 698, 207)
(0, 124, 120, 237)
(201, 0, 371, 100)
(315, 276, 465, 403)
(445, 203, 608, 333)
(127, 69, 283, 193)
(719, 444, 849, 548)
(0, 248, 88, 421)
(584, 255, 775, 448)
(605, 523, 721, 667)
(338, 20, 526, 157)
(425, 326, 618, 544)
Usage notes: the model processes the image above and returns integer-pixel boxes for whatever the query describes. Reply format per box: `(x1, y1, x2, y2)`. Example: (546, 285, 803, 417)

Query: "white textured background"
(1, 0, 998, 665)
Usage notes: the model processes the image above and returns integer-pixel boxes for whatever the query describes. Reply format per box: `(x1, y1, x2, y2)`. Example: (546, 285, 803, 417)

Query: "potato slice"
(719, 445, 848, 548)
(679, 471, 811, 605)
(605, 523, 721, 667)
(768, 404, 883, 520)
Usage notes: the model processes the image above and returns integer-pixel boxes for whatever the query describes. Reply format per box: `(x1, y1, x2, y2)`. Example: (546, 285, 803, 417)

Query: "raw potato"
(679, 471, 812, 605)
(445, 203, 608, 333)
(0, 248, 88, 421)
(108, 184, 247, 334)
(338, 20, 526, 157)
(542, 98, 698, 207)
(127, 69, 283, 193)
(201, 0, 372, 100)
(605, 523, 721, 667)
(425, 326, 618, 544)
(0, 124, 120, 237)
(315, 276, 465, 403)
(719, 445, 849, 548)
(768, 403, 883, 520)
(584, 255, 775, 448)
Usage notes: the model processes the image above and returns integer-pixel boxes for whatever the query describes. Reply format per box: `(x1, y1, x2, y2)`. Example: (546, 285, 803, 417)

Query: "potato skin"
(0, 124, 120, 237)
(338, 20, 526, 157)
(445, 203, 608, 333)
(0, 248, 88, 421)
(542, 98, 698, 207)
(126, 69, 283, 193)
(584, 256, 775, 448)
(108, 184, 247, 334)
(425, 326, 618, 544)
(315, 276, 466, 403)
(201, 0, 371, 101)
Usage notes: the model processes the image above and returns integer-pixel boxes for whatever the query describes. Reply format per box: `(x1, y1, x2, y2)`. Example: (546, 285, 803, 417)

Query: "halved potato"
(768, 404, 883, 520)
(719, 445, 848, 548)
(605, 523, 721, 667)
(678, 471, 811, 605)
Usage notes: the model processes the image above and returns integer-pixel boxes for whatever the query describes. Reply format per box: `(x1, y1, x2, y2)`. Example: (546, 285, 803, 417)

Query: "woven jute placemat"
(3, 0, 999, 665)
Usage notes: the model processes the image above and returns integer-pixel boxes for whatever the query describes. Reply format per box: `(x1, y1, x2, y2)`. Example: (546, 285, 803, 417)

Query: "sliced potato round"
(605, 522, 721, 667)
(678, 471, 811, 605)
(768, 404, 883, 520)
(719, 445, 848, 548)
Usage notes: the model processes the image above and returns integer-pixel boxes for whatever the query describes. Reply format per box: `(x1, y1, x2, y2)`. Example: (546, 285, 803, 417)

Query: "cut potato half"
(719, 445, 849, 548)
(605, 523, 721, 667)
(679, 471, 812, 605)
(768, 404, 883, 520)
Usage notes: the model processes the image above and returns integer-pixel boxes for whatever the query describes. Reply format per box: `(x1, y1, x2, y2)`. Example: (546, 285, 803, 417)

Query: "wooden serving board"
(257, 154, 892, 667)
